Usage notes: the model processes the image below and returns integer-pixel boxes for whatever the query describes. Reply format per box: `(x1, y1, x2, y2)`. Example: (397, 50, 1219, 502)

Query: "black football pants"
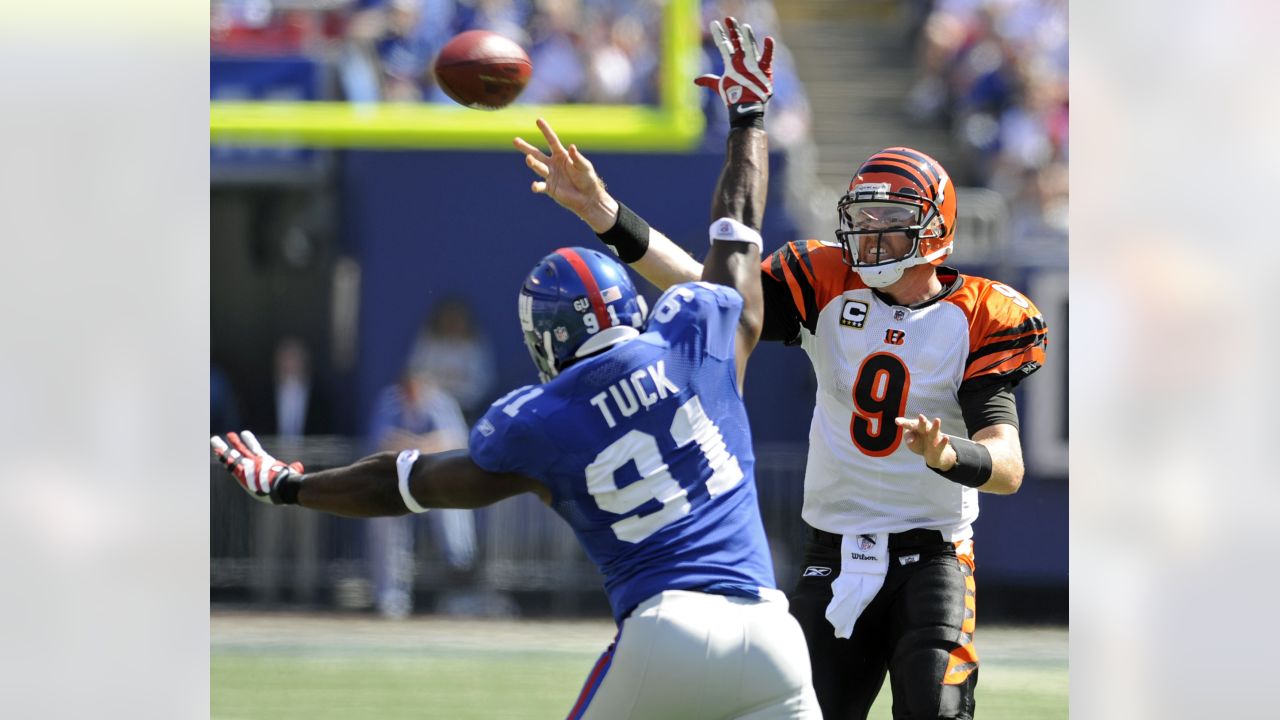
(788, 527, 978, 720)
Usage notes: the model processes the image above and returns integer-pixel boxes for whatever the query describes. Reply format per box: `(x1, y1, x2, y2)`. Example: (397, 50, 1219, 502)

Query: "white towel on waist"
(824, 532, 890, 639)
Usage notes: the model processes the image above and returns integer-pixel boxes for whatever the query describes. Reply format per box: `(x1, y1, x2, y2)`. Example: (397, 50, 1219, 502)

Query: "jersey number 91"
(586, 395, 743, 543)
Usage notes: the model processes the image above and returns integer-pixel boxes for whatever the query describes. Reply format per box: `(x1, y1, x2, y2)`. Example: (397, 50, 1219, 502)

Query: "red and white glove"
(695, 16, 775, 128)
(210, 430, 305, 505)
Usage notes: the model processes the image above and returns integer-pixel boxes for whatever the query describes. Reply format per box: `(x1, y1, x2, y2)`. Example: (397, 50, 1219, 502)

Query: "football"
(433, 30, 532, 110)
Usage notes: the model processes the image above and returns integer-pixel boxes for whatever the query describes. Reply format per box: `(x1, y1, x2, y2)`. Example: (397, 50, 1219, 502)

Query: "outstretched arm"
(211, 431, 548, 518)
(514, 118, 702, 291)
(698, 17, 775, 388)
(702, 124, 768, 389)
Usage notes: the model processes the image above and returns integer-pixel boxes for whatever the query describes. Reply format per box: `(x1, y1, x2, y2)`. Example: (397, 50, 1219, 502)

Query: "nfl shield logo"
(554, 327, 569, 342)
(893, 309, 907, 321)
(857, 534, 876, 551)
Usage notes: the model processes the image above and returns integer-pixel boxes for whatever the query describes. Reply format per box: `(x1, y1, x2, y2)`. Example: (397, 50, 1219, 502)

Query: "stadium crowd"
(210, 0, 809, 147)
(905, 0, 1068, 257)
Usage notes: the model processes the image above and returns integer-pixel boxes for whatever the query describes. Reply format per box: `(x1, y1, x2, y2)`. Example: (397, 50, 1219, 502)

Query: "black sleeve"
(760, 270, 803, 345)
(957, 379, 1020, 436)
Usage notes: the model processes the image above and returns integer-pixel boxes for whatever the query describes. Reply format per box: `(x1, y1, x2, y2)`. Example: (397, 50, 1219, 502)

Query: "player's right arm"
(211, 430, 548, 518)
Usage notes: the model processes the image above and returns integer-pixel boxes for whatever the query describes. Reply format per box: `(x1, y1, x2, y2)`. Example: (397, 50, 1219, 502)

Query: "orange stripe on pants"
(943, 540, 978, 686)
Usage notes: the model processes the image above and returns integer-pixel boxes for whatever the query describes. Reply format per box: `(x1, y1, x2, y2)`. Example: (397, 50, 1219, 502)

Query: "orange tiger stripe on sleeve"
(762, 240, 858, 335)
(944, 276, 1048, 386)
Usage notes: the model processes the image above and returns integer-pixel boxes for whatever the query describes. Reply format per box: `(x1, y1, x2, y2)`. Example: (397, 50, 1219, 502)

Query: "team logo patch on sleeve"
(840, 299, 869, 329)
(803, 566, 832, 577)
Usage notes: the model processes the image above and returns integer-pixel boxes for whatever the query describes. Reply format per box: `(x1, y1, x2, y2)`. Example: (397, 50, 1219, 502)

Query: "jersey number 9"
(850, 352, 911, 457)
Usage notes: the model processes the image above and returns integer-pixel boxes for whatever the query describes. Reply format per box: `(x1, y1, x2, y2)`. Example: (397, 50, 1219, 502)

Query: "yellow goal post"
(209, 0, 704, 152)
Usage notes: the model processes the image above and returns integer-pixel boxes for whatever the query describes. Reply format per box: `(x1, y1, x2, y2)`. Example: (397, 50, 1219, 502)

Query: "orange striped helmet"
(835, 147, 957, 287)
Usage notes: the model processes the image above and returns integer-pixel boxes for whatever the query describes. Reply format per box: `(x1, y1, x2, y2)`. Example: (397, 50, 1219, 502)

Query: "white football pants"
(572, 589, 819, 720)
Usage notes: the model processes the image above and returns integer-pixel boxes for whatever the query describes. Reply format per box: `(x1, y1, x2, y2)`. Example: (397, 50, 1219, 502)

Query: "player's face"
(848, 204, 917, 265)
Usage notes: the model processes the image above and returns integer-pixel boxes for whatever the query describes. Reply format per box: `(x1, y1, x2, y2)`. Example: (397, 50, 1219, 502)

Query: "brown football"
(433, 30, 532, 110)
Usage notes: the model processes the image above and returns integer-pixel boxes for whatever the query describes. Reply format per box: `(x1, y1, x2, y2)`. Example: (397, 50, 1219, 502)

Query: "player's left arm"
(894, 415, 1024, 494)
(699, 17, 773, 388)
(702, 124, 768, 388)
(897, 281, 1047, 493)
(211, 431, 548, 518)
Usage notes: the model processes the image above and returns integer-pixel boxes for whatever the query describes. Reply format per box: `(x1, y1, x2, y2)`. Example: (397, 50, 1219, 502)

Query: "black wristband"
(728, 102, 766, 130)
(929, 436, 992, 488)
(596, 202, 651, 263)
(270, 471, 304, 505)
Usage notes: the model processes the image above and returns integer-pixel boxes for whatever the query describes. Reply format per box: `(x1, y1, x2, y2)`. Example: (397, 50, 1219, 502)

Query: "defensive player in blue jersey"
(211, 23, 818, 718)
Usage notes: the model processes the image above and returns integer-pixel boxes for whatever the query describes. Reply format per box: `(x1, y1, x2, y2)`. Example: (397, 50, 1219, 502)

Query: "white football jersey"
(763, 241, 1047, 540)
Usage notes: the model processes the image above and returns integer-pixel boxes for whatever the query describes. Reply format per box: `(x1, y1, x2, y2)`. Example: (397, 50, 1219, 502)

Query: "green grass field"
(212, 612, 1066, 719)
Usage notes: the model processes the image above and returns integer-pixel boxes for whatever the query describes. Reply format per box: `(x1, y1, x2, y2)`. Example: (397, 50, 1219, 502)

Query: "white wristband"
(709, 217, 763, 252)
(396, 449, 430, 514)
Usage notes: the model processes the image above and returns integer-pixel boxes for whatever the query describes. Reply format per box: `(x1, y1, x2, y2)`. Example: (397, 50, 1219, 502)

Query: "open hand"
(895, 414, 957, 471)
(695, 17, 774, 111)
(210, 430, 304, 504)
(513, 118, 618, 233)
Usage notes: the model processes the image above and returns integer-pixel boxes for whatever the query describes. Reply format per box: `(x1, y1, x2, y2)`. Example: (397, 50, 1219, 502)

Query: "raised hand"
(210, 430, 305, 505)
(513, 118, 619, 233)
(695, 17, 775, 119)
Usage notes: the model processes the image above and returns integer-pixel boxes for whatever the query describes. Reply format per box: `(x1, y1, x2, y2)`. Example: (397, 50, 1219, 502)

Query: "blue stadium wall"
(339, 148, 1067, 608)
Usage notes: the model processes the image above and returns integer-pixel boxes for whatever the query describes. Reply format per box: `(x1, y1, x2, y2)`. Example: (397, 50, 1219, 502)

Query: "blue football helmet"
(519, 247, 648, 383)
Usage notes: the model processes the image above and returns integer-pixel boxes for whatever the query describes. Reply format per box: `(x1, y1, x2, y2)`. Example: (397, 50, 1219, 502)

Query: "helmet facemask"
(836, 183, 949, 288)
(518, 291, 559, 383)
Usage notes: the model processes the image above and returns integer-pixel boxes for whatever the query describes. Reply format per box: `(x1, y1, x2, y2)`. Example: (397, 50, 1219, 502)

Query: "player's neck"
(879, 266, 943, 307)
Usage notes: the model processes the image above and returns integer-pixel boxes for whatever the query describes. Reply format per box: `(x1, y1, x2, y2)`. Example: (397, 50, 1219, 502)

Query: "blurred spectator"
(210, 362, 242, 436)
(519, 0, 587, 103)
(270, 337, 330, 437)
(407, 298, 497, 423)
(341, 0, 440, 102)
(211, 0, 331, 55)
(365, 362, 474, 619)
(905, 0, 1069, 254)
(266, 337, 328, 605)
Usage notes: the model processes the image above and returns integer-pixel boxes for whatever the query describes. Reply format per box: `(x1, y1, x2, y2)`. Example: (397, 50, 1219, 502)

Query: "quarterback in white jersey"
(766, 238, 1045, 542)
(527, 131, 1047, 719)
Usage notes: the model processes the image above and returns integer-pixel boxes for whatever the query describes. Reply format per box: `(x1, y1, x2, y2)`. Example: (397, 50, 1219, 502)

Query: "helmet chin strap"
(857, 263, 905, 288)
(855, 242, 953, 288)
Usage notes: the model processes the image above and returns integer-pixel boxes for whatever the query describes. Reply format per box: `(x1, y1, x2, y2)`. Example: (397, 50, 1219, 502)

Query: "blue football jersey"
(470, 282, 776, 623)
